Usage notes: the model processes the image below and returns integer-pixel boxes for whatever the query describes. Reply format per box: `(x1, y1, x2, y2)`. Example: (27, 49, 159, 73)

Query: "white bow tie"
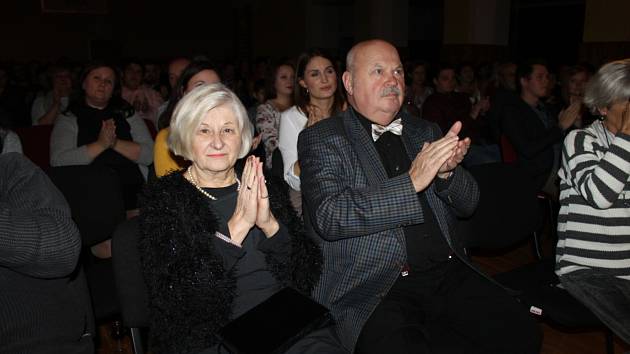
(371, 118, 403, 141)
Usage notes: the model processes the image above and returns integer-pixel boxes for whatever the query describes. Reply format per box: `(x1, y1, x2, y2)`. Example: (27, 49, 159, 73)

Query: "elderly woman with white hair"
(556, 59, 630, 344)
(138, 83, 340, 354)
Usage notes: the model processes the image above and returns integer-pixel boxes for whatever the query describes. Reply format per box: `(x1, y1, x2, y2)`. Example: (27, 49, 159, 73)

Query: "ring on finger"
(246, 185, 252, 190)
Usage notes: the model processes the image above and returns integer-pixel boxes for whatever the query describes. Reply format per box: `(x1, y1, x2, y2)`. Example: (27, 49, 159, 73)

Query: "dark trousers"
(355, 258, 541, 354)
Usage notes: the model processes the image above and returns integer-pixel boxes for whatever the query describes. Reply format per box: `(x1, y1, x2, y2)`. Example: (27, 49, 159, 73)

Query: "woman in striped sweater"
(556, 59, 630, 344)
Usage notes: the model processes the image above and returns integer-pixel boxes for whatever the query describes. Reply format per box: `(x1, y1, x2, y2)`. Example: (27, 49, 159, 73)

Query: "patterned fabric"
(0, 153, 93, 353)
(298, 108, 480, 352)
(556, 120, 630, 279)
(255, 101, 281, 169)
(371, 117, 403, 141)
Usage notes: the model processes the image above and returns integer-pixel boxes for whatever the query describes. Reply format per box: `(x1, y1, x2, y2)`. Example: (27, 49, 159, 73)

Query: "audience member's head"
(252, 79, 267, 105)
(583, 59, 630, 116)
(497, 61, 517, 91)
(169, 83, 253, 161)
(158, 59, 220, 130)
(294, 48, 344, 116)
(78, 62, 121, 109)
(342, 39, 404, 125)
(408, 60, 430, 88)
(562, 65, 590, 104)
(143, 61, 162, 87)
(432, 63, 457, 94)
(48, 65, 72, 95)
(517, 60, 549, 100)
(265, 61, 294, 100)
(457, 62, 476, 85)
(168, 57, 191, 90)
(121, 59, 144, 91)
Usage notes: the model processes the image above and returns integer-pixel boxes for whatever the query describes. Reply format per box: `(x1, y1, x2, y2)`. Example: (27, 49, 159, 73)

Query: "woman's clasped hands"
(228, 156, 279, 246)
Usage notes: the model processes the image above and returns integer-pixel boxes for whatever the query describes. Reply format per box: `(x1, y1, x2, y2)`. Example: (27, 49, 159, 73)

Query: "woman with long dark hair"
(277, 49, 345, 214)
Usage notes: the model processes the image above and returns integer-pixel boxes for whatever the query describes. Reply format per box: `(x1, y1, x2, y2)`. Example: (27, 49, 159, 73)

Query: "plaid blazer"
(298, 108, 480, 352)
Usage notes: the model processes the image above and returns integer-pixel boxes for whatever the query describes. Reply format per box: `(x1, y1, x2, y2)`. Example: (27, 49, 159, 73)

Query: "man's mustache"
(380, 86, 401, 97)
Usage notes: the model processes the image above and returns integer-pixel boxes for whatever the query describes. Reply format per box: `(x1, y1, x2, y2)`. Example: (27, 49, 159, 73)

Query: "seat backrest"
(111, 217, 150, 328)
(271, 147, 284, 180)
(47, 165, 126, 246)
(500, 134, 518, 164)
(459, 162, 542, 249)
(14, 125, 54, 171)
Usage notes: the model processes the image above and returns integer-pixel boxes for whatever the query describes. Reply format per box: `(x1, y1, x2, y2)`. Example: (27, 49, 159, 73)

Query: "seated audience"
(456, 62, 482, 105)
(255, 61, 294, 170)
(121, 59, 164, 128)
(559, 64, 595, 128)
(50, 61, 154, 211)
(423, 63, 498, 166)
(403, 60, 433, 117)
(556, 58, 630, 345)
(278, 49, 345, 215)
(139, 83, 338, 353)
(157, 57, 192, 121)
(31, 65, 72, 125)
(0, 152, 93, 353)
(154, 59, 221, 177)
(502, 60, 580, 197)
(143, 60, 168, 100)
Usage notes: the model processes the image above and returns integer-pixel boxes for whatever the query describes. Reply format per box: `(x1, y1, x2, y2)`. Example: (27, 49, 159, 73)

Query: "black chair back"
(459, 162, 541, 249)
(47, 165, 126, 246)
(47, 165, 126, 320)
(112, 217, 149, 354)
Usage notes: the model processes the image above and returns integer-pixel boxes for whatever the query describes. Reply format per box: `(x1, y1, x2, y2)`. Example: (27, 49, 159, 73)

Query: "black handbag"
(217, 287, 331, 354)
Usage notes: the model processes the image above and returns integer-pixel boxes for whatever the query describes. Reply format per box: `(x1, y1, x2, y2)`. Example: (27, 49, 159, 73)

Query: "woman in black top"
(139, 83, 340, 354)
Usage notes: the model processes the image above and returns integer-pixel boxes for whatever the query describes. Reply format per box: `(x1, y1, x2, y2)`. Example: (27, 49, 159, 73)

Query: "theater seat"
(14, 125, 54, 171)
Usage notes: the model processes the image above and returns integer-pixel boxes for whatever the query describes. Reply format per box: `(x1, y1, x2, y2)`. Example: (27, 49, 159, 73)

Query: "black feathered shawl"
(138, 170, 322, 354)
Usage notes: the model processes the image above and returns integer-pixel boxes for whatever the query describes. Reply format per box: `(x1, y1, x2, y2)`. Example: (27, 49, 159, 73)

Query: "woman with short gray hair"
(138, 83, 340, 354)
(556, 59, 630, 345)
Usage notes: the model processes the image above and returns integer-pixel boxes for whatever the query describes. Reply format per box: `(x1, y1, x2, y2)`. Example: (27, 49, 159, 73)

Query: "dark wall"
(0, 0, 248, 62)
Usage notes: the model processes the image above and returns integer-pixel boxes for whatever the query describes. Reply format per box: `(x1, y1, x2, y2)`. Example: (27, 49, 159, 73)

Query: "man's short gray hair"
(168, 83, 253, 161)
(584, 59, 630, 112)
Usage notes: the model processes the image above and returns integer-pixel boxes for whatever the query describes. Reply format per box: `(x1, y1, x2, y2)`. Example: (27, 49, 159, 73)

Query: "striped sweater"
(556, 120, 630, 280)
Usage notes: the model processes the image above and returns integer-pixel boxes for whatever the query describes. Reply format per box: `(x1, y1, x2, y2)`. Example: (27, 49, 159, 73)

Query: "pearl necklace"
(187, 167, 241, 201)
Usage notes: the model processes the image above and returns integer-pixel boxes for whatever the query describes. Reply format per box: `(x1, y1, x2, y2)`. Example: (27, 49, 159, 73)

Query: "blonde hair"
(168, 83, 253, 160)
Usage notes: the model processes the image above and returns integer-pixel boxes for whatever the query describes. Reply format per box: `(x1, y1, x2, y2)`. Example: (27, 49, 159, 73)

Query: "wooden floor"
(471, 238, 629, 354)
(96, 234, 630, 354)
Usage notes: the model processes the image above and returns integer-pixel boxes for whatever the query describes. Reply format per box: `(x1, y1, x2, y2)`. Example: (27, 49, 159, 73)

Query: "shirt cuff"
(435, 171, 454, 190)
(211, 231, 245, 271)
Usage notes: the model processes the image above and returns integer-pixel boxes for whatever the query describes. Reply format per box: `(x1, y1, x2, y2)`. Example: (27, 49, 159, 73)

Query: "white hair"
(168, 83, 253, 160)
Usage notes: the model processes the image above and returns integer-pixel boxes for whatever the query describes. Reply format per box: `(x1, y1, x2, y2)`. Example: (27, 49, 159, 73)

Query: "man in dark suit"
(298, 39, 541, 354)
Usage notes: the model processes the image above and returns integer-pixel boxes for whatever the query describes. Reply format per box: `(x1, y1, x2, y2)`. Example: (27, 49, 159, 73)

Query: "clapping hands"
(97, 119, 117, 149)
(408, 121, 470, 192)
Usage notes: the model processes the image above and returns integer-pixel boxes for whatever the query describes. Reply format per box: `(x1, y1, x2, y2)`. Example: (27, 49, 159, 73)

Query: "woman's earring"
(306, 88, 309, 95)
